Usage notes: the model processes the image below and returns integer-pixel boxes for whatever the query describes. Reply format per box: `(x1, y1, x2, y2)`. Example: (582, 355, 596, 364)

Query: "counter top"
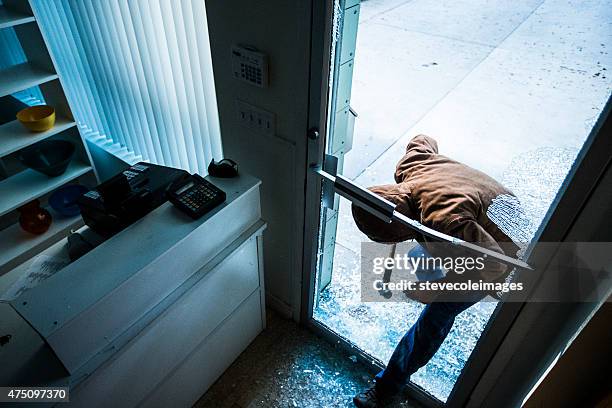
(6, 174, 262, 377)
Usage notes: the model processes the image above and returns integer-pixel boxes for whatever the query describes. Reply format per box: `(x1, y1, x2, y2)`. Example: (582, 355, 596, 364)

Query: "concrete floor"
(194, 311, 422, 408)
(346, 0, 611, 183)
(318, 0, 612, 402)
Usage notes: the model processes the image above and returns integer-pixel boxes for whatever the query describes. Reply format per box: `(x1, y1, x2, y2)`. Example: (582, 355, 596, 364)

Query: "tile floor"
(194, 311, 422, 408)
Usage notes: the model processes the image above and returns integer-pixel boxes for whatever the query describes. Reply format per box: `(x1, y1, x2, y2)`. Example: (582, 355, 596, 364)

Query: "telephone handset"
(166, 173, 226, 219)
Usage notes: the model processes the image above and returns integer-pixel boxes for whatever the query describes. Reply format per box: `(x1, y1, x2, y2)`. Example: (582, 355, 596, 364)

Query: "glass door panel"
(307, 0, 612, 404)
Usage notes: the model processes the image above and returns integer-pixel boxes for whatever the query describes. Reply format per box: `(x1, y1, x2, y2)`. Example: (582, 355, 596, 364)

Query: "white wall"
(205, 1, 312, 319)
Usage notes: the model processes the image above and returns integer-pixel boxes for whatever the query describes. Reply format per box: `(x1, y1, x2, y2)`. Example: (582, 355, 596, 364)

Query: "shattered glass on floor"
(311, 0, 611, 399)
(314, 146, 581, 402)
(500, 147, 580, 237)
(314, 244, 497, 402)
(195, 310, 422, 408)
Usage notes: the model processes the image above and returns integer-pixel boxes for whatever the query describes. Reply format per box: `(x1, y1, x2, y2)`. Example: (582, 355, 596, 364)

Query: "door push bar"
(314, 165, 532, 271)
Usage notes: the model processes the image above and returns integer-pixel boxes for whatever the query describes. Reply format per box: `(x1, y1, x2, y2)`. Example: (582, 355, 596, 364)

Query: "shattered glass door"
(312, 1, 496, 402)
(310, 0, 612, 404)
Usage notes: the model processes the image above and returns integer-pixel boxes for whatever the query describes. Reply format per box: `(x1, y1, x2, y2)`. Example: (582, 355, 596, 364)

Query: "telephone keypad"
(168, 175, 226, 219)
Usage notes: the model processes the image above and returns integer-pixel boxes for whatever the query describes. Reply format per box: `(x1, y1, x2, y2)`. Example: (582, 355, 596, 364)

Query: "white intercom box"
(231, 45, 269, 88)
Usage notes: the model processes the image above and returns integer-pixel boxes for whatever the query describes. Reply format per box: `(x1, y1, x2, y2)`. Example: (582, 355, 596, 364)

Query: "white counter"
(0, 174, 266, 407)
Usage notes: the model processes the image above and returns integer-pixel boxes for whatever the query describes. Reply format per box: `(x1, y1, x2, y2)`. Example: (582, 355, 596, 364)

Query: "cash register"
(78, 163, 226, 237)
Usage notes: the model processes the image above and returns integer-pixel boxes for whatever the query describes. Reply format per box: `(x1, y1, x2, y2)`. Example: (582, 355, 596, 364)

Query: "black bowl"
(19, 140, 75, 177)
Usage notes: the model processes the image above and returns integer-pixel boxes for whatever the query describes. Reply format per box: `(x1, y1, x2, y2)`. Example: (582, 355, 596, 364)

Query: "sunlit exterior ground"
(315, 0, 612, 402)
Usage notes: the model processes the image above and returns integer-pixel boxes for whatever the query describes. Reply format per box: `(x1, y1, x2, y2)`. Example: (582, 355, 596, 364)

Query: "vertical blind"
(30, 0, 223, 175)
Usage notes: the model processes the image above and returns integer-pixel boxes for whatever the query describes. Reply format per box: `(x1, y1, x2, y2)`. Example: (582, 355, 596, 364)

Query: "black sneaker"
(353, 385, 389, 408)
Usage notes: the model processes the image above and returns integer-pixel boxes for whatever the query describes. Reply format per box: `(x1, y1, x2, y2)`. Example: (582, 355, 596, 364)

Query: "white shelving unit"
(0, 161, 92, 217)
(0, 62, 57, 97)
(0, 0, 97, 278)
(0, 210, 83, 275)
(0, 115, 76, 157)
(0, 4, 34, 29)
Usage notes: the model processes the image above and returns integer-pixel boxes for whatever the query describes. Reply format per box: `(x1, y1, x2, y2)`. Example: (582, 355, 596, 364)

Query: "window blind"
(30, 0, 223, 175)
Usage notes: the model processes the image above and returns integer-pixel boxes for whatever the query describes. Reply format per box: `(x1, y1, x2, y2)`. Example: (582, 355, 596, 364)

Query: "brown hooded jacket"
(352, 134, 521, 282)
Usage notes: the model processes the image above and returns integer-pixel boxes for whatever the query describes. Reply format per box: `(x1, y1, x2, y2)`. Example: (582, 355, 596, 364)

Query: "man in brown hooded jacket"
(353, 135, 522, 407)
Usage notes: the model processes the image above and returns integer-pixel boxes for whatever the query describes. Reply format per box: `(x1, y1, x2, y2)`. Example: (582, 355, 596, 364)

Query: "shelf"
(0, 62, 57, 98)
(0, 161, 92, 218)
(0, 117, 76, 158)
(0, 3, 96, 284)
(0, 209, 83, 276)
(0, 6, 35, 29)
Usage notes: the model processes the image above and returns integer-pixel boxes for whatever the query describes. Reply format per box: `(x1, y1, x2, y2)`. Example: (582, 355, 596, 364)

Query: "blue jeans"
(375, 244, 484, 393)
(375, 301, 478, 393)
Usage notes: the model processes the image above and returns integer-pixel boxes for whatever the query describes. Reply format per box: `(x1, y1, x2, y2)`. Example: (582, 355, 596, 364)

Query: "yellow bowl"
(16, 105, 56, 132)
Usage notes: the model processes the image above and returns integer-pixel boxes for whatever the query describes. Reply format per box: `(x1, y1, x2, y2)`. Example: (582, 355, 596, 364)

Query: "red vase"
(18, 200, 52, 235)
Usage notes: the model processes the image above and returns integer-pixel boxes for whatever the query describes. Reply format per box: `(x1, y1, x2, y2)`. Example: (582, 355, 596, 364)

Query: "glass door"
(302, 0, 612, 406)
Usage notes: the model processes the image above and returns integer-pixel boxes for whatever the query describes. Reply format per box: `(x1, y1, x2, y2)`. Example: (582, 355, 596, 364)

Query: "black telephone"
(166, 173, 226, 219)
